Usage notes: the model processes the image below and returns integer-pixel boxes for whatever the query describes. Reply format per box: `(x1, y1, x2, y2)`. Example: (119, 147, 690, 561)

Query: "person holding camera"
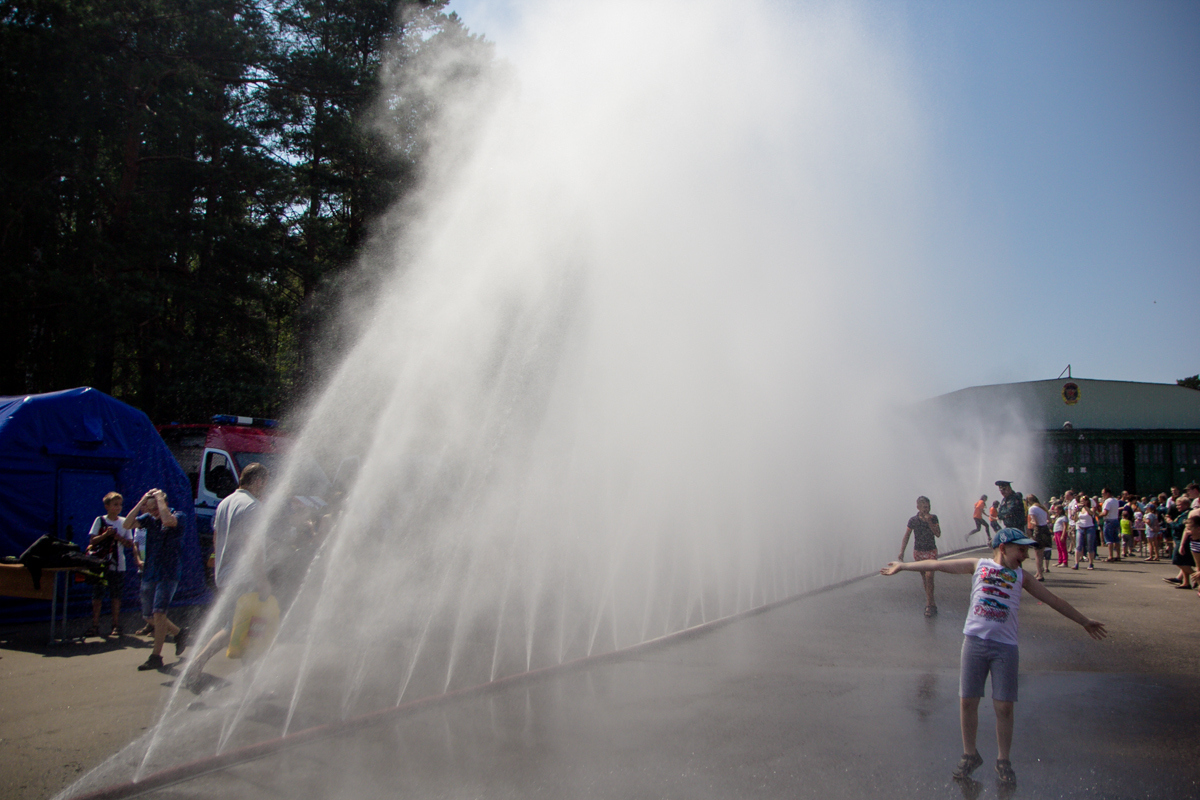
(84, 492, 135, 638)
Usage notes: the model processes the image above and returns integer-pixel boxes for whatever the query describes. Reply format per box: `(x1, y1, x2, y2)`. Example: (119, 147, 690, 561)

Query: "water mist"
(62, 1, 1035, 795)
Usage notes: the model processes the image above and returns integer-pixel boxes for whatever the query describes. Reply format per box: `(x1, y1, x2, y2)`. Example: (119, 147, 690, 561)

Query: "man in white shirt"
(1099, 487, 1121, 562)
(183, 463, 269, 689)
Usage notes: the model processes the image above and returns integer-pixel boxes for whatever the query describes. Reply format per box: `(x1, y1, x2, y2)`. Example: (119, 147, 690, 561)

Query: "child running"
(880, 528, 1107, 788)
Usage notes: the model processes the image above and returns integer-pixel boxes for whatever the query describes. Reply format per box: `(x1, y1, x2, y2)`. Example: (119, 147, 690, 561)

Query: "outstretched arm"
(881, 557, 978, 576)
(1022, 573, 1107, 640)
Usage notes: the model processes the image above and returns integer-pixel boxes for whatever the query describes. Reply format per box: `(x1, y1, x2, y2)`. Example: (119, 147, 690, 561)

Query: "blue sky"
(444, 0, 1199, 395)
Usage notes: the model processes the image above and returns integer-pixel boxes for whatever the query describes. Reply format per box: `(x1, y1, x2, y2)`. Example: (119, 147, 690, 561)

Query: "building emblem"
(1062, 382, 1080, 405)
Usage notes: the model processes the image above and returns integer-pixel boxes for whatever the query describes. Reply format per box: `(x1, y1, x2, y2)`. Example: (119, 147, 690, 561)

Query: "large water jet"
(61, 2, 1035, 796)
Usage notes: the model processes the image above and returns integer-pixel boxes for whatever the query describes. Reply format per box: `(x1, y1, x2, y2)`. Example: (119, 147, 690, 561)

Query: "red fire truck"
(157, 416, 334, 567)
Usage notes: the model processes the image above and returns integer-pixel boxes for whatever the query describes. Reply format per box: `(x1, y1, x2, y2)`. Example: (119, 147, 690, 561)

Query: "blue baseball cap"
(992, 527, 1037, 548)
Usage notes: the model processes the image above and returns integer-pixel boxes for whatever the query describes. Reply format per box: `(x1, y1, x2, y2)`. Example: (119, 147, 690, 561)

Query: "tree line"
(1, 0, 489, 422)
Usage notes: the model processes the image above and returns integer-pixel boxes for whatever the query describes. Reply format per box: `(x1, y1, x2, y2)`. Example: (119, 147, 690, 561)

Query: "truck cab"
(157, 416, 286, 578)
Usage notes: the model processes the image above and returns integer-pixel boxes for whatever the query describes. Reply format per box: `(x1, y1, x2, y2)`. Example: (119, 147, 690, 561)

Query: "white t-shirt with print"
(88, 515, 128, 571)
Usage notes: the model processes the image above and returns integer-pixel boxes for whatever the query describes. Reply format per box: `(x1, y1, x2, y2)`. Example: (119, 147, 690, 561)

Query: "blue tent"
(0, 388, 206, 624)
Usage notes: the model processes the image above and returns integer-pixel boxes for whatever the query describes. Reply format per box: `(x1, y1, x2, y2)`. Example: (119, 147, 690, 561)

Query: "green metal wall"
(1042, 429, 1200, 497)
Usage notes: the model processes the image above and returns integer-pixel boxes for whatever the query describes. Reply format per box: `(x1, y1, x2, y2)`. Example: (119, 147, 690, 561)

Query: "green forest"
(1, 0, 490, 422)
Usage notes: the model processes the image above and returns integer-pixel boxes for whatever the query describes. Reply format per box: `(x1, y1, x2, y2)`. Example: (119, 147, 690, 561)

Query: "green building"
(928, 378, 1200, 498)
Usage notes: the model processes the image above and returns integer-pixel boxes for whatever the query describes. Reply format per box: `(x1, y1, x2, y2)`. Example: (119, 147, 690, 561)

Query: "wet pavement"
(73, 549, 1200, 799)
(9, 548, 1199, 799)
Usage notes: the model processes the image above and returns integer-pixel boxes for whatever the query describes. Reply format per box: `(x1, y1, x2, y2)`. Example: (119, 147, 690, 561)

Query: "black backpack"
(19, 534, 106, 590)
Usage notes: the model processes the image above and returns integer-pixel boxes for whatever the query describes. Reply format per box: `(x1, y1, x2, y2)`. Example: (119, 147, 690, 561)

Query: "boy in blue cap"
(880, 528, 1107, 788)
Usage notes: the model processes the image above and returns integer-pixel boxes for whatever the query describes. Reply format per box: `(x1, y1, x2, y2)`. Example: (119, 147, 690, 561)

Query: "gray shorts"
(960, 635, 1020, 702)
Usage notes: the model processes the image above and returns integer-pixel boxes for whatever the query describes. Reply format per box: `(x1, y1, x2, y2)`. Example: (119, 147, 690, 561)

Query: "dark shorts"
(92, 570, 124, 601)
(1170, 547, 1195, 568)
(1033, 525, 1052, 549)
(1103, 519, 1121, 544)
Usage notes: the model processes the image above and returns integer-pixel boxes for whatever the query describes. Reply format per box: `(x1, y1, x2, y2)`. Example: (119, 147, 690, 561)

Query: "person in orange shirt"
(966, 494, 989, 540)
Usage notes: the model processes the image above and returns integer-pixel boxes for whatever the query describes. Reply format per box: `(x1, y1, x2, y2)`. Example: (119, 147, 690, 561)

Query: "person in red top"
(966, 494, 989, 540)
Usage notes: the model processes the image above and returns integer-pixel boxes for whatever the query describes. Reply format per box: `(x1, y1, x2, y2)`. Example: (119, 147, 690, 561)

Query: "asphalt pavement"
(4, 547, 1198, 800)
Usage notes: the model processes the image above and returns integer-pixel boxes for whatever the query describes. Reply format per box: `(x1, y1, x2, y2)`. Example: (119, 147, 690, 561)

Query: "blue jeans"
(1076, 526, 1097, 555)
(140, 579, 179, 617)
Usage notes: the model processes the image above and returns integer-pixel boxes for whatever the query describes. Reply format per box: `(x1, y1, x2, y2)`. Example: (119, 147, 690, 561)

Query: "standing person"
(897, 496, 942, 618)
(1164, 497, 1193, 588)
(123, 489, 188, 671)
(880, 528, 1106, 789)
(130, 523, 153, 636)
(1132, 503, 1146, 558)
(1062, 490, 1077, 561)
(1143, 502, 1161, 562)
(183, 464, 269, 689)
(1099, 488, 1121, 563)
(84, 492, 135, 638)
(1184, 502, 1200, 596)
(967, 495, 989, 540)
(1073, 496, 1097, 571)
(1025, 496, 1050, 581)
(1052, 505, 1070, 567)
(1120, 505, 1135, 559)
(995, 481, 1025, 531)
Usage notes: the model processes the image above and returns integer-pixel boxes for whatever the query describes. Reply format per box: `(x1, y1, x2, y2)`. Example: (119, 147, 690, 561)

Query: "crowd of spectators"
(1032, 482, 1200, 593)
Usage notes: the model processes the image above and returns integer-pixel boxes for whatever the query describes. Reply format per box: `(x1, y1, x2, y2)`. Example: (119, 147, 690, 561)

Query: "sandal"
(995, 759, 1016, 787)
(82, 625, 99, 638)
(952, 752, 984, 779)
(924, 605, 935, 618)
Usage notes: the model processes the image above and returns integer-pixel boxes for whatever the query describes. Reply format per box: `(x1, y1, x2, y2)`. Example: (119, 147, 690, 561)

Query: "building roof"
(928, 378, 1200, 431)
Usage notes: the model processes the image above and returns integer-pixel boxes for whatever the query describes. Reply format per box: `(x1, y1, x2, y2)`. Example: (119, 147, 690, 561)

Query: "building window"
(1048, 441, 1075, 465)
(1152, 443, 1166, 465)
(1078, 443, 1091, 464)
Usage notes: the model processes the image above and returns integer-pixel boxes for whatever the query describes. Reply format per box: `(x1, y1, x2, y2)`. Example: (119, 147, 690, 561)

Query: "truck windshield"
(233, 452, 330, 498)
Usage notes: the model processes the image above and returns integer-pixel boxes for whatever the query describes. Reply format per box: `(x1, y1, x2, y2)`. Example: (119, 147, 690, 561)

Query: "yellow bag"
(226, 592, 280, 659)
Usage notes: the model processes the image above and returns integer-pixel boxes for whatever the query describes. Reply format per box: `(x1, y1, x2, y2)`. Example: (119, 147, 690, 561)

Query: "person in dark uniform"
(995, 481, 1025, 530)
